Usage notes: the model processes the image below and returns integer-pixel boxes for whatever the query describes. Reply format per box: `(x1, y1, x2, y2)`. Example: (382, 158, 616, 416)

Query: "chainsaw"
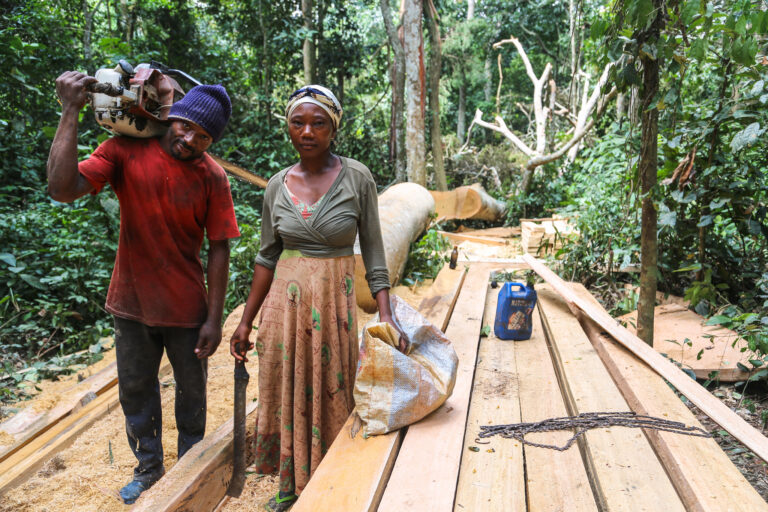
(85, 60, 267, 187)
(88, 59, 199, 138)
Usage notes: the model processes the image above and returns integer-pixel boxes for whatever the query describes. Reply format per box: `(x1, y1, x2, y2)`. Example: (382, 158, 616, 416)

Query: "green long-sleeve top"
(254, 156, 390, 296)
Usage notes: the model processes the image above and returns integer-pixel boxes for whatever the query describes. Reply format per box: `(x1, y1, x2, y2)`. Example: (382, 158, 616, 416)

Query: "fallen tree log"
(430, 183, 506, 222)
(523, 253, 768, 464)
(354, 182, 435, 312)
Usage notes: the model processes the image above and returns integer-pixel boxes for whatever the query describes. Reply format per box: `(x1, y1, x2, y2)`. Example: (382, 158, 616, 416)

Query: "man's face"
(166, 120, 213, 161)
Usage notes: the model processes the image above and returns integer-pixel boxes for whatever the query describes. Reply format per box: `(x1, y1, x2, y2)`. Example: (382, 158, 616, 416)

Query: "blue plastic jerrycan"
(494, 282, 537, 340)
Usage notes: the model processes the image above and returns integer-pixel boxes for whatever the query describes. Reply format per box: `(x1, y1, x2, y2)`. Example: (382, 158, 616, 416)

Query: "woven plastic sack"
(353, 295, 458, 436)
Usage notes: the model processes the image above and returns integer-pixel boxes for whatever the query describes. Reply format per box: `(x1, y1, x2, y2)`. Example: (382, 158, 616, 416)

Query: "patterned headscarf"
(285, 85, 343, 130)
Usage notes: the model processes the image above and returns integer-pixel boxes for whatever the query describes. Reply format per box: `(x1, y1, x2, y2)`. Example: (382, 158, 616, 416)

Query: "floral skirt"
(252, 250, 359, 495)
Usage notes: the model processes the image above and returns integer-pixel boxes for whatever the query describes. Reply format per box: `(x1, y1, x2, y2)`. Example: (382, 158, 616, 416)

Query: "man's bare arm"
(47, 71, 96, 202)
(194, 238, 231, 359)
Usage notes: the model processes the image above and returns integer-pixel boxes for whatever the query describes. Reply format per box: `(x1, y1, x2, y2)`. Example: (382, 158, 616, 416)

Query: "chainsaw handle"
(87, 82, 125, 97)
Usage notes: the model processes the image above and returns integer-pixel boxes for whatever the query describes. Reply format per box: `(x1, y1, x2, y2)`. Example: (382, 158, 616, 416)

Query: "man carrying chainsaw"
(47, 71, 240, 504)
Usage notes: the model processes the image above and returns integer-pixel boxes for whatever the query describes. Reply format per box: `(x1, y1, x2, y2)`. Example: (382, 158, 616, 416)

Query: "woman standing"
(230, 85, 405, 511)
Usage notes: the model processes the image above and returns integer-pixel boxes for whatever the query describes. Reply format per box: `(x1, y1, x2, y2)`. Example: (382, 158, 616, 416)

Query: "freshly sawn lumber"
(378, 264, 490, 511)
(620, 303, 751, 381)
(292, 263, 469, 512)
(132, 400, 258, 511)
(523, 253, 768, 464)
(572, 283, 768, 512)
(354, 182, 436, 312)
(0, 359, 172, 495)
(454, 284, 525, 511)
(515, 308, 597, 511)
(437, 230, 509, 246)
(537, 286, 685, 511)
(0, 385, 121, 495)
(0, 360, 118, 463)
(430, 183, 506, 222)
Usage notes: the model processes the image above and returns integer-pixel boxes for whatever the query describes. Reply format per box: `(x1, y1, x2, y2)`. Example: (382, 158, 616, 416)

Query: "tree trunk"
(616, 92, 625, 124)
(336, 68, 344, 106)
(568, 0, 580, 112)
(302, 0, 315, 84)
(380, 0, 407, 182)
(484, 56, 493, 103)
(467, 0, 475, 18)
(403, 0, 426, 185)
(424, 0, 446, 190)
(636, 1, 663, 347)
(457, 84, 466, 142)
(83, 0, 103, 75)
(260, 1, 272, 129)
(317, 2, 327, 84)
(354, 183, 435, 311)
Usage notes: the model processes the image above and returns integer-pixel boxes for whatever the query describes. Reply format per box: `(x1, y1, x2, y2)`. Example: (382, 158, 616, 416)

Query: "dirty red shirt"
(79, 136, 240, 327)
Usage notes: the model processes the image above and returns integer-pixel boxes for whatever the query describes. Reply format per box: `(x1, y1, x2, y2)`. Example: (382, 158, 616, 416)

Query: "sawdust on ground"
(0, 310, 254, 512)
(0, 280, 434, 512)
(3, 340, 117, 420)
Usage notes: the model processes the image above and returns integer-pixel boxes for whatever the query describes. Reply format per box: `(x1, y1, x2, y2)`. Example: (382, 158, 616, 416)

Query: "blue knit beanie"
(168, 84, 231, 142)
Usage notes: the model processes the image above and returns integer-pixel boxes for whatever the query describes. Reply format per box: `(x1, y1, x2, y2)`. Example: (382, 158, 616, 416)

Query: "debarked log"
(430, 183, 506, 222)
(354, 182, 435, 312)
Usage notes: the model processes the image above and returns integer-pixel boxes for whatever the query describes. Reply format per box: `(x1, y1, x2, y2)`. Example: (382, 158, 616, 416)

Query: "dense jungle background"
(1, 0, 767, 401)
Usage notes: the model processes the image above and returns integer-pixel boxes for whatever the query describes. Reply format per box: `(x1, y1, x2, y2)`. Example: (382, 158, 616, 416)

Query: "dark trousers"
(114, 316, 208, 483)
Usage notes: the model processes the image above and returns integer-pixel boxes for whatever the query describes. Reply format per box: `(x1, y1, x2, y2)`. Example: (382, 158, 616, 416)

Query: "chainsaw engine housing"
(92, 63, 185, 138)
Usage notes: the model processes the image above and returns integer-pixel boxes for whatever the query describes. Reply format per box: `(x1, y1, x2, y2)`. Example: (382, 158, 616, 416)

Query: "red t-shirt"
(79, 136, 240, 327)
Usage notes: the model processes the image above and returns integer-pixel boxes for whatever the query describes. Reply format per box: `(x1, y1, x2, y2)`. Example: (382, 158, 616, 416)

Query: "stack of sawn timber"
(295, 261, 767, 511)
(521, 217, 577, 256)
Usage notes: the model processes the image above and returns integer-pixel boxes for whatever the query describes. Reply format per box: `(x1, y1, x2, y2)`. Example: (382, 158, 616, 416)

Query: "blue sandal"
(119, 479, 153, 504)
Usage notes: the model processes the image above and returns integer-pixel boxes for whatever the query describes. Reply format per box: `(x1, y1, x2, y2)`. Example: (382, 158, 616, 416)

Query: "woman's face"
(288, 103, 336, 159)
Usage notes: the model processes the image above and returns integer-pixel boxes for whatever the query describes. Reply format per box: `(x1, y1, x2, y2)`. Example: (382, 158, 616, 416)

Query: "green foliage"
(0, 193, 118, 392)
(402, 227, 451, 286)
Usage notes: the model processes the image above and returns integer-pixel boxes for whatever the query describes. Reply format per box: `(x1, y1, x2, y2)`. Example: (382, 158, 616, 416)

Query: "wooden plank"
(454, 284, 525, 511)
(619, 304, 751, 381)
(0, 385, 121, 494)
(523, 253, 768, 464)
(0, 360, 118, 463)
(515, 307, 598, 512)
(572, 283, 768, 512)
(133, 400, 259, 512)
(455, 226, 520, 238)
(292, 263, 470, 512)
(537, 285, 686, 511)
(378, 265, 490, 512)
(0, 359, 171, 495)
(416, 263, 467, 332)
(438, 230, 510, 247)
(210, 154, 268, 188)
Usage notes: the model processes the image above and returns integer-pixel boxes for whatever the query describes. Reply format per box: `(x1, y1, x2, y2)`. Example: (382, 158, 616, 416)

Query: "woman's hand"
(380, 313, 409, 353)
(230, 322, 255, 362)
